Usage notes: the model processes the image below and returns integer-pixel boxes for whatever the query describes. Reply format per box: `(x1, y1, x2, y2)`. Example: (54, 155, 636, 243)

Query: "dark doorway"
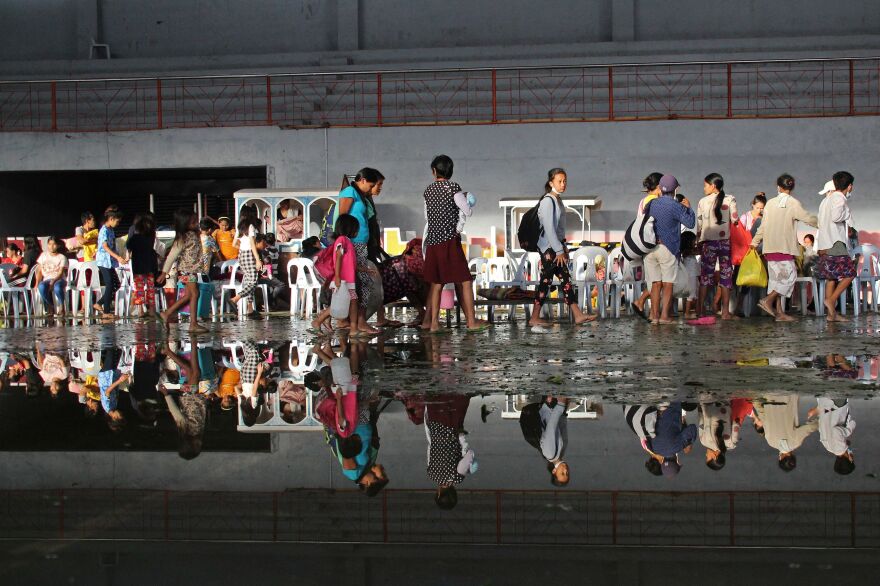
(0, 166, 267, 236)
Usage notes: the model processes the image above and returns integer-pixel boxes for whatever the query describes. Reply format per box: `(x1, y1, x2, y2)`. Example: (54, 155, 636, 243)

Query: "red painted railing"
(1, 489, 877, 547)
(1, 57, 879, 132)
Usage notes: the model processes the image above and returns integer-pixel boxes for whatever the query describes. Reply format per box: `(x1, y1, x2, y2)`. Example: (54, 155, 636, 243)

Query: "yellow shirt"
(213, 228, 239, 260)
(82, 229, 99, 262)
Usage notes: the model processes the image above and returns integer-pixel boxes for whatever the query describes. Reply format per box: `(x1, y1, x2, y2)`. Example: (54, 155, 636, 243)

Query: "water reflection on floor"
(1, 314, 880, 548)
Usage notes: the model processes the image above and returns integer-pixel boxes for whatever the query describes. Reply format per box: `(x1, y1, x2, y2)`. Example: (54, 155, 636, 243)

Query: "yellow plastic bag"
(736, 249, 768, 287)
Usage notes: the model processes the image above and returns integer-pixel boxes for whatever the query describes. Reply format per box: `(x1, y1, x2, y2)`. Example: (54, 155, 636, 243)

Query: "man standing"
(645, 175, 696, 324)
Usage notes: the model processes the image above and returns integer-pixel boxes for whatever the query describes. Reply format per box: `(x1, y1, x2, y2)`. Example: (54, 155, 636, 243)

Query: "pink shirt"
(316, 235, 357, 283)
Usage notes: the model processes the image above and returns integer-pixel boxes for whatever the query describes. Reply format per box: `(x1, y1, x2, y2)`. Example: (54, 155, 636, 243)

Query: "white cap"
(818, 180, 835, 195)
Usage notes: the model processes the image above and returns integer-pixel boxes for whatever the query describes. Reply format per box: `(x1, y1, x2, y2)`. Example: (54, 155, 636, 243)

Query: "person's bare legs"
(633, 289, 650, 314)
(758, 291, 779, 318)
(427, 283, 443, 331)
(457, 281, 486, 329)
(719, 287, 736, 320)
(697, 284, 708, 317)
(775, 293, 795, 321)
(825, 277, 853, 322)
(529, 302, 550, 326)
(187, 283, 207, 332)
(659, 282, 675, 322)
(649, 282, 662, 322)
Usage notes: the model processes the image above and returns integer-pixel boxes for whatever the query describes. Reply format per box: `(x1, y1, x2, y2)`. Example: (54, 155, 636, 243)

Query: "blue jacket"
(651, 402, 697, 458)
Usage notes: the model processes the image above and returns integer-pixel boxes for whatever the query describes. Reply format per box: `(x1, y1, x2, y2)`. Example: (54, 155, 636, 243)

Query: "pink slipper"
(686, 316, 717, 326)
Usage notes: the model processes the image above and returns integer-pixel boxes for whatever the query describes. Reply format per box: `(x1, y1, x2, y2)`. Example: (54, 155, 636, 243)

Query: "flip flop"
(631, 302, 650, 322)
(686, 316, 717, 326)
(466, 324, 490, 333)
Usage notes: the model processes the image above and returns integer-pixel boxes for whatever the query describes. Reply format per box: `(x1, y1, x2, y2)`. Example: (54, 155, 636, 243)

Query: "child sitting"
(35, 236, 69, 317)
(311, 214, 359, 333)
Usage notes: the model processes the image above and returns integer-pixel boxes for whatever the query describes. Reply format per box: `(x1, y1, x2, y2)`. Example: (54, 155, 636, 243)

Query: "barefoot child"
(157, 209, 209, 333)
(126, 213, 160, 319)
(312, 214, 359, 333)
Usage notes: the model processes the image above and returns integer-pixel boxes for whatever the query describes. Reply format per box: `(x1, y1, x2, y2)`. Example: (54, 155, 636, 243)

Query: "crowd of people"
(0, 155, 866, 333)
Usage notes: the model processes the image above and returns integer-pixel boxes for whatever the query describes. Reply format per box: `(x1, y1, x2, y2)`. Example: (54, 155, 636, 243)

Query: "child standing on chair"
(529, 167, 594, 327)
(311, 214, 359, 333)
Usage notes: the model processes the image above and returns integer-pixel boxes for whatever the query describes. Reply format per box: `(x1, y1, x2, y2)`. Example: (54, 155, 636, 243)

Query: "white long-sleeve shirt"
(816, 192, 852, 252)
(539, 403, 568, 461)
(816, 398, 855, 456)
(536, 194, 565, 254)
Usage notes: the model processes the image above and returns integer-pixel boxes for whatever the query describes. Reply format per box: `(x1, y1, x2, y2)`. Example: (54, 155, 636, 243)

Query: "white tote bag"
(330, 282, 351, 319)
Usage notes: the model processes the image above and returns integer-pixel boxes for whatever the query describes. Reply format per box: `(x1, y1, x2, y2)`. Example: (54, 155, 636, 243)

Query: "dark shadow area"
(0, 166, 266, 235)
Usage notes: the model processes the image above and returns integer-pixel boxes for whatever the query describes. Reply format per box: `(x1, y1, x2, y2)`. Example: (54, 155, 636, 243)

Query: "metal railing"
(1, 488, 877, 547)
(1, 57, 879, 132)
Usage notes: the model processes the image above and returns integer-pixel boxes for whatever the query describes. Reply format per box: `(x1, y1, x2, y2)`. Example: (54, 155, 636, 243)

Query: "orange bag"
(730, 221, 752, 266)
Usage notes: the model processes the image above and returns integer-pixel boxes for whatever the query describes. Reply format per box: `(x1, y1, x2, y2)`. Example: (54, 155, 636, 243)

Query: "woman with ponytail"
(696, 173, 738, 319)
(528, 168, 595, 327)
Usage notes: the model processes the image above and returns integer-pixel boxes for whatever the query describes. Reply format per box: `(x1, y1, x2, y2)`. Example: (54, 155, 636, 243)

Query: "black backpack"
(519, 403, 543, 451)
(517, 195, 557, 252)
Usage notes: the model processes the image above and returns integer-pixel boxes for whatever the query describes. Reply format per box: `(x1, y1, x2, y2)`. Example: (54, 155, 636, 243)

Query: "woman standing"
(337, 168, 384, 336)
(422, 155, 488, 333)
(528, 168, 594, 327)
(696, 173, 738, 319)
(739, 194, 766, 233)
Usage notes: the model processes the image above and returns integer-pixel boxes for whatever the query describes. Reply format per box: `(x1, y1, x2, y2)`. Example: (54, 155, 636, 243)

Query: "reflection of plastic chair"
(572, 246, 608, 318)
(117, 346, 135, 373)
(287, 258, 321, 318)
(79, 350, 101, 376)
(288, 341, 319, 380)
(69, 261, 102, 317)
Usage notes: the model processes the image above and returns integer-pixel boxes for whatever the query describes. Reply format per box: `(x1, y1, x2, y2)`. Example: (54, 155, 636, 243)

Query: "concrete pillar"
(75, 0, 99, 58)
(337, 0, 359, 51)
(612, 0, 635, 42)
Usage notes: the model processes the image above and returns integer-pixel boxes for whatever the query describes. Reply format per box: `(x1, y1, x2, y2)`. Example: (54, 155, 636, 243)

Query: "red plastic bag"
(730, 221, 752, 266)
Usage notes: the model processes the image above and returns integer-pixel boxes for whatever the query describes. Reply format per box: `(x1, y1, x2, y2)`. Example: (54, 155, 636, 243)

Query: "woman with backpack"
(528, 168, 594, 327)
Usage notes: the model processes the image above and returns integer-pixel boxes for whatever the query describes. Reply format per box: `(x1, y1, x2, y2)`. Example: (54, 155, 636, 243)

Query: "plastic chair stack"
(287, 258, 322, 318)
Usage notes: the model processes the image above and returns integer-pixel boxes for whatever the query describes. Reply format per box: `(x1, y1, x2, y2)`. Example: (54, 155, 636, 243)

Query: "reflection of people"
(424, 393, 476, 510)
(650, 402, 697, 477)
(98, 348, 128, 432)
(158, 342, 217, 459)
(752, 394, 818, 472)
(623, 404, 662, 476)
(697, 399, 752, 471)
(520, 396, 569, 486)
(809, 398, 856, 475)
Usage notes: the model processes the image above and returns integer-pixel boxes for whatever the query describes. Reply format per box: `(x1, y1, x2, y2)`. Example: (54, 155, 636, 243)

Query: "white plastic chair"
(114, 266, 134, 317)
(0, 267, 34, 319)
(69, 261, 103, 317)
(856, 244, 880, 313)
(572, 246, 609, 318)
(604, 248, 625, 318)
(288, 340, 320, 381)
(485, 256, 513, 287)
(219, 262, 270, 317)
(287, 258, 321, 318)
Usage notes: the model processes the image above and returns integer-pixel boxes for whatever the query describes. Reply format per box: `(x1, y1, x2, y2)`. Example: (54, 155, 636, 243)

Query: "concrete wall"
(635, 0, 880, 40)
(2, 115, 879, 239)
(1, 0, 879, 79)
(360, 0, 612, 50)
